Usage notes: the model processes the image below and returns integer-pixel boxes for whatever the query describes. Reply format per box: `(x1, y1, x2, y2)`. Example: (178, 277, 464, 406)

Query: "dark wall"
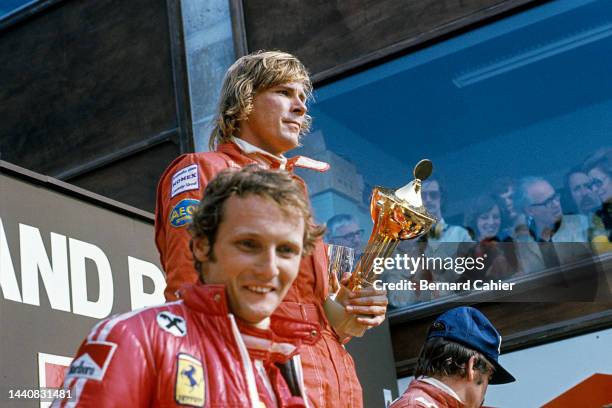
(0, 0, 541, 210)
(240, 0, 538, 81)
(0, 0, 190, 212)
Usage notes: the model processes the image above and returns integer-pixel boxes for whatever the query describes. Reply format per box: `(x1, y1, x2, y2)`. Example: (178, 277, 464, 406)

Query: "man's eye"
(278, 245, 300, 256)
(237, 240, 258, 250)
(277, 89, 290, 96)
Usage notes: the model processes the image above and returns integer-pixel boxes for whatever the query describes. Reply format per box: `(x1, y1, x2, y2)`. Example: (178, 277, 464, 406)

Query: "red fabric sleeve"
(154, 153, 232, 300)
(52, 318, 154, 408)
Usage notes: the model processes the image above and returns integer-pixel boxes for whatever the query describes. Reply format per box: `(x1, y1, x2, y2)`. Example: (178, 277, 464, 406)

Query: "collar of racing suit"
(181, 282, 320, 365)
(219, 140, 330, 173)
(406, 379, 467, 408)
(230, 136, 289, 167)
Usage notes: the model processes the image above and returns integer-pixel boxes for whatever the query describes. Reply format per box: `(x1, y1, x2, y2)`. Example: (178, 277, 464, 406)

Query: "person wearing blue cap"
(391, 306, 515, 408)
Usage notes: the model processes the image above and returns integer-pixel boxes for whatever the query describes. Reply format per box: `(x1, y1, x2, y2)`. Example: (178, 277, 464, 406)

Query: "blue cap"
(427, 306, 515, 384)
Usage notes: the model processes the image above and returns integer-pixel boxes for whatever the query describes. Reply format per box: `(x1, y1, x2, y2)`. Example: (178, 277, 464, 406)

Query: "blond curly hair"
(209, 50, 313, 150)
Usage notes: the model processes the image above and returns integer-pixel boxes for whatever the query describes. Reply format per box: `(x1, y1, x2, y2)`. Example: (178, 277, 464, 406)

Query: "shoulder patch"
(293, 156, 330, 172)
(415, 396, 439, 408)
(171, 164, 199, 197)
(157, 311, 187, 337)
(169, 199, 200, 228)
(65, 341, 117, 381)
(175, 353, 205, 407)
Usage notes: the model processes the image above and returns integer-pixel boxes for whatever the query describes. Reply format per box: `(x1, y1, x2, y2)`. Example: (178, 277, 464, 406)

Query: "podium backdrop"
(0, 161, 166, 407)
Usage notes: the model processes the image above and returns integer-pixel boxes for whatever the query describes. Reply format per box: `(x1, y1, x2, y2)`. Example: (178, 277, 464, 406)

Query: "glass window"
(0, 0, 37, 19)
(293, 0, 612, 312)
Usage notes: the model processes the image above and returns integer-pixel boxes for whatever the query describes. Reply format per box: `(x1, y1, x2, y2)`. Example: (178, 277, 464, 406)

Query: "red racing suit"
(52, 283, 317, 408)
(390, 379, 466, 408)
(154, 142, 364, 407)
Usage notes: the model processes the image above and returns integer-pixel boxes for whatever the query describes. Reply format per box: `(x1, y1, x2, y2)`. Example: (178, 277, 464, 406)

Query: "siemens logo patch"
(170, 199, 200, 228)
(171, 164, 199, 197)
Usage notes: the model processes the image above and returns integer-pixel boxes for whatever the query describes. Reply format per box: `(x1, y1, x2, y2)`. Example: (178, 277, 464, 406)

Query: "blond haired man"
(155, 51, 388, 407)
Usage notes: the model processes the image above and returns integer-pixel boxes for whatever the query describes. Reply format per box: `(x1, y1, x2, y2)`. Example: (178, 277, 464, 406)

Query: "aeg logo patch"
(169, 199, 200, 228)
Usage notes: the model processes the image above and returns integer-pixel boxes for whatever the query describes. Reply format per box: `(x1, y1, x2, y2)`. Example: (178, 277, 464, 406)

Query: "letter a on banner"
(0, 217, 21, 302)
(20, 224, 70, 311)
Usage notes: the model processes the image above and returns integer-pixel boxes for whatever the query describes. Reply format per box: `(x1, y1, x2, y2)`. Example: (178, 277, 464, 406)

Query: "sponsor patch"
(169, 199, 200, 228)
(65, 341, 117, 381)
(414, 397, 438, 408)
(157, 311, 187, 337)
(171, 164, 199, 197)
(175, 353, 205, 407)
(293, 156, 330, 172)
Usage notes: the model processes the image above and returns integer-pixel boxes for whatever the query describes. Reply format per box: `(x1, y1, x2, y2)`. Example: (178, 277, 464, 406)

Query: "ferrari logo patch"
(175, 353, 205, 407)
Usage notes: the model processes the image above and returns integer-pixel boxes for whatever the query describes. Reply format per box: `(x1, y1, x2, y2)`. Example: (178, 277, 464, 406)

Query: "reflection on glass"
(294, 0, 612, 311)
(0, 0, 37, 19)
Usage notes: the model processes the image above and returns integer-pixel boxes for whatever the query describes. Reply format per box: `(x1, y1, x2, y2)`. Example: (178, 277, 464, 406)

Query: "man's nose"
(254, 248, 280, 279)
(292, 96, 307, 115)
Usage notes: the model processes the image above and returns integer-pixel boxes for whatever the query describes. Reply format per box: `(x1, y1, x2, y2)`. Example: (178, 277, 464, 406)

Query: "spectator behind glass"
(464, 195, 505, 242)
(513, 177, 590, 274)
(461, 195, 518, 281)
(514, 177, 588, 243)
(563, 166, 601, 216)
(490, 177, 529, 241)
(585, 147, 612, 204)
(583, 147, 612, 245)
(421, 178, 472, 243)
(325, 214, 364, 252)
(419, 178, 472, 296)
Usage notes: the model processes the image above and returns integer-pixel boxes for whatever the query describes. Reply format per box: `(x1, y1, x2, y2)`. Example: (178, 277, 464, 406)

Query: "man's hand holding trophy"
(324, 160, 437, 338)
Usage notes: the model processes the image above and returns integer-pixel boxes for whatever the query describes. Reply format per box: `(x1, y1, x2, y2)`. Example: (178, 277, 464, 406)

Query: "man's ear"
(192, 237, 211, 263)
(466, 356, 477, 382)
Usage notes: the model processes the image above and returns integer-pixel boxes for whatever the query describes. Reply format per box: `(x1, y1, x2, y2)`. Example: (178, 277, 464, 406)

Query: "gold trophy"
(324, 159, 437, 337)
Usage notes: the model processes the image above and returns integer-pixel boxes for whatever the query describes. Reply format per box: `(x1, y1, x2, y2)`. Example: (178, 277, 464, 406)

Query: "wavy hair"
(209, 50, 313, 150)
(583, 147, 612, 178)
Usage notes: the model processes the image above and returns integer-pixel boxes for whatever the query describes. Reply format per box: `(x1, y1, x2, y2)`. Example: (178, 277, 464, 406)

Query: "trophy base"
(323, 287, 367, 338)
